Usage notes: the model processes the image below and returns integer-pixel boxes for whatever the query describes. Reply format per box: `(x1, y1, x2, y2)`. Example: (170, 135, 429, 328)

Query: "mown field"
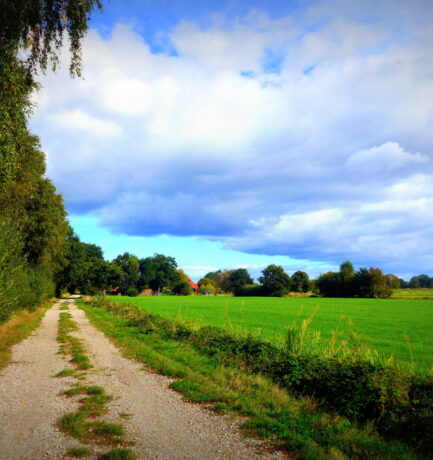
(391, 288, 433, 299)
(109, 295, 433, 373)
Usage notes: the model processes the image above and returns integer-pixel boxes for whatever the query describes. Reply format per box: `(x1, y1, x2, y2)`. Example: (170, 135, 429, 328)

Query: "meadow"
(109, 295, 433, 373)
(392, 288, 433, 299)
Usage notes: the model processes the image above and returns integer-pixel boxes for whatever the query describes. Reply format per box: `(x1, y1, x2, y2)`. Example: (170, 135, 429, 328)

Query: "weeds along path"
(69, 300, 285, 460)
(0, 301, 77, 459)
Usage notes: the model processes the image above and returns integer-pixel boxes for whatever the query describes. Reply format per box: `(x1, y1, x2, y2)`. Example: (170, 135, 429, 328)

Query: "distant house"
(187, 277, 199, 292)
(139, 288, 153, 296)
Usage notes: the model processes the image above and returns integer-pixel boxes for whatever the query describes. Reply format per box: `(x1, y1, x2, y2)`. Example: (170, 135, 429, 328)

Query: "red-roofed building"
(188, 278, 199, 292)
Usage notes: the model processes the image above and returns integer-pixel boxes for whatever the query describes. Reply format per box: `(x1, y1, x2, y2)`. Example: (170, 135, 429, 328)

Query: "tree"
(340, 261, 354, 278)
(352, 267, 391, 298)
(316, 271, 341, 297)
(409, 276, 420, 289)
(172, 280, 192, 296)
(139, 254, 179, 294)
(418, 274, 432, 288)
(386, 274, 401, 289)
(0, 0, 101, 321)
(259, 265, 291, 297)
(228, 268, 253, 294)
(291, 271, 310, 293)
(198, 277, 216, 288)
(1, 0, 103, 76)
(114, 253, 139, 295)
(212, 269, 232, 294)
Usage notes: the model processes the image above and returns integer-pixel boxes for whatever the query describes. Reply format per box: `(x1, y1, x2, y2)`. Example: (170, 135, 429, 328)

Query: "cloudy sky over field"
(30, 0, 433, 279)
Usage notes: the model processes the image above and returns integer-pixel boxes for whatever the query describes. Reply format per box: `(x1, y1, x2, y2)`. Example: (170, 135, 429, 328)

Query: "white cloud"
(29, 3, 433, 274)
(47, 109, 123, 137)
(346, 142, 429, 173)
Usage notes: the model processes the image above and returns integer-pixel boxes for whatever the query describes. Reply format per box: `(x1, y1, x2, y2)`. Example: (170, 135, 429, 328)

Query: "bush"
(126, 287, 138, 297)
(234, 284, 264, 296)
(172, 280, 192, 296)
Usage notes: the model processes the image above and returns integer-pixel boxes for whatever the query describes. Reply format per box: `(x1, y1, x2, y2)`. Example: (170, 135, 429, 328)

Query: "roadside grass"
(78, 300, 420, 460)
(100, 448, 136, 460)
(0, 303, 50, 370)
(108, 295, 433, 373)
(56, 303, 132, 455)
(66, 446, 92, 457)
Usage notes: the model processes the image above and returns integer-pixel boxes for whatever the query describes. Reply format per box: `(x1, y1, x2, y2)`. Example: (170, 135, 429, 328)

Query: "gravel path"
(0, 300, 286, 459)
(0, 301, 77, 459)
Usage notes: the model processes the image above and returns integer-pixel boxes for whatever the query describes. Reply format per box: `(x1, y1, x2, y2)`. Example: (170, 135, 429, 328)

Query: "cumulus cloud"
(47, 110, 123, 137)
(346, 142, 429, 174)
(30, 1, 433, 274)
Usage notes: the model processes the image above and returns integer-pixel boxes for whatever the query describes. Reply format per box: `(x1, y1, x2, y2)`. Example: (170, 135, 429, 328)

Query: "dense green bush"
(172, 280, 192, 296)
(234, 284, 264, 296)
(126, 287, 138, 297)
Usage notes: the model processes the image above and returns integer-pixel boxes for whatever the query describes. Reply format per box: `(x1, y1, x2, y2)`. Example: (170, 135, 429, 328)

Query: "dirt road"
(0, 301, 285, 459)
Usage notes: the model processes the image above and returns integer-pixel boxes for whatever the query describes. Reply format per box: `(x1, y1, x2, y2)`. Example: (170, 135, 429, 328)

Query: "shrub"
(234, 284, 264, 296)
(126, 287, 138, 297)
(172, 280, 192, 296)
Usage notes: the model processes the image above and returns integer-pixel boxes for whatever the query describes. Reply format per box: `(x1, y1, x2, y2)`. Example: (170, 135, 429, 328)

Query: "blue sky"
(30, 0, 433, 280)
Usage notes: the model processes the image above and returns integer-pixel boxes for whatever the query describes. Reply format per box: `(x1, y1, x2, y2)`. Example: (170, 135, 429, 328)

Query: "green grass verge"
(78, 300, 420, 460)
(107, 295, 433, 373)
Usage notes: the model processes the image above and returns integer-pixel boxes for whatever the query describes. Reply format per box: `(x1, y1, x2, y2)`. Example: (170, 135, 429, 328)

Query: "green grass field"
(109, 295, 433, 373)
(391, 288, 433, 299)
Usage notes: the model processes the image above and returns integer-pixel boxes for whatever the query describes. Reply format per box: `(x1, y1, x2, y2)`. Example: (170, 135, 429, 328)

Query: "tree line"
(0, 0, 102, 322)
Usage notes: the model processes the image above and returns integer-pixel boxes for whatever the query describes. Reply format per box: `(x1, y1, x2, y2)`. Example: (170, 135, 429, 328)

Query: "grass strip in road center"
(56, 303, 135, 459)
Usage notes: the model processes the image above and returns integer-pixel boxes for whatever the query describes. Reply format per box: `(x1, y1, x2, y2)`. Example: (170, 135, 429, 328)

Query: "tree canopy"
(259, 265, 291, 297)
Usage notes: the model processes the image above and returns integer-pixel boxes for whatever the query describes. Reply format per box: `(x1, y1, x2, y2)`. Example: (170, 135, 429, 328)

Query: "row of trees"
(0, 0, 102, 322)
(197, 266, 310, 297)
(198, 262, 413, 299)
(400, 274, 433, 289)
(315, 262, 395, 298)
(56, 240, 183, 297)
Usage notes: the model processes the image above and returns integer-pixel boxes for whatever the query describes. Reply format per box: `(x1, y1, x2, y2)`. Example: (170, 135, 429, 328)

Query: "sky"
(30, 0, 433, 281)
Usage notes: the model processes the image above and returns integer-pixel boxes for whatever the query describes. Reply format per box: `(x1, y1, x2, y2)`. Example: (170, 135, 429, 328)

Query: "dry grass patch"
(0, 306, 48, 370)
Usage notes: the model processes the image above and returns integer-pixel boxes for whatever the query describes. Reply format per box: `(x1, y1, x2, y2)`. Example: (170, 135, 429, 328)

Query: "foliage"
(227, 268, 253, 295)
(259, 264, 291, 296)
(138, 254, 179, 294)
(0, 0, 103, 76)
(198, 283, 216, 295)
(198, 277, 217, 288)
(172, 280, 193, 296)
(291, 271, 310, 293)
(55, 228, 121, 295)
(126, 287, 138, 297)
(316, 262, 392, 298)
(0, 0, 100, 321)
(234, 284, 264, 296)
(114, 253, 139, 295)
